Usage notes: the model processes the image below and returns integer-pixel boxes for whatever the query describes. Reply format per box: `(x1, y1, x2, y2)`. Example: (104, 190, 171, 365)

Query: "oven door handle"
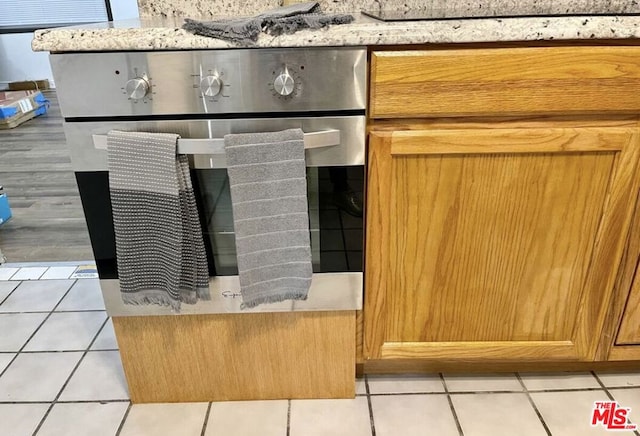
(91, 129, 341, 154)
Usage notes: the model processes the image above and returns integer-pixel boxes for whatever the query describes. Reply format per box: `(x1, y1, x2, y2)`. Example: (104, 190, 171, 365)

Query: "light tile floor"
(1, 264, 640, 435)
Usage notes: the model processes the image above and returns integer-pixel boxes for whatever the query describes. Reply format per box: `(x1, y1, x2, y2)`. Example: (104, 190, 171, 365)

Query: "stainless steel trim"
(65, 116, 365, 171)
(301, 130, 342, 150)
(100, 272, 362, 316)
(50, 47, 366, 117)
(91, 129, 341, 154)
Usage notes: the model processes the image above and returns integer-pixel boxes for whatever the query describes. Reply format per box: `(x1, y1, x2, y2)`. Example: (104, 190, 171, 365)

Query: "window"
(0, 0, 110, 32)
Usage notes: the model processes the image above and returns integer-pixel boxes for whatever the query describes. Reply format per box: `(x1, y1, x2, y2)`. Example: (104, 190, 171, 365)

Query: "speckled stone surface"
(136, 0, 640, 16)
(32, 14, 640, 52)
(356, 0, 640, 15)
(137, 0, 278, 18)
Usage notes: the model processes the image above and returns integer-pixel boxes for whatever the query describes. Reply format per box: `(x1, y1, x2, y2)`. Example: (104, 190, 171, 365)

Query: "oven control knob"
(274, 68, 295, 96)
(125, 77, 150, 100)
(200, 75, 222, 97)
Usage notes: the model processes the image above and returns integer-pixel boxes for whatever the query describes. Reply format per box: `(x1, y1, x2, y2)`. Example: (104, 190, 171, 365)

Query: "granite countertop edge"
(32, 15, 640, 52)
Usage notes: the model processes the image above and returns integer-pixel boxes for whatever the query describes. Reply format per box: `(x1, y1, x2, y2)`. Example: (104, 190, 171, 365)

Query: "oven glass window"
(193, 166, 364, 275)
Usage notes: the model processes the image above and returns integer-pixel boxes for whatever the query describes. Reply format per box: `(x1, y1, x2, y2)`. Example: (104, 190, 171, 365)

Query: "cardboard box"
(0, 90, 47, 119)
(0, 91, 48, 129)
(0, 193, 12, 226)
(8, 80, 50, 91)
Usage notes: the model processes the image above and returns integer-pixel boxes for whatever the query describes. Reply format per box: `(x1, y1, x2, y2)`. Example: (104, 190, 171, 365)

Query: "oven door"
(66, 116, 365, 315)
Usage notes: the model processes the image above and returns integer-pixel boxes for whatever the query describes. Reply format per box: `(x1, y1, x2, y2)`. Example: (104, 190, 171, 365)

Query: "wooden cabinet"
(617, 268, 640, 345)
(369, 47, 640, 118)
(364, 125, 640, 361)
(364, 46, 640, 364)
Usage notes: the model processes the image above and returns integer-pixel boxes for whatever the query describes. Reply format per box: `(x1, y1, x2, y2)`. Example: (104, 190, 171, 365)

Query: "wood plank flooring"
(0, 90, 93, 262)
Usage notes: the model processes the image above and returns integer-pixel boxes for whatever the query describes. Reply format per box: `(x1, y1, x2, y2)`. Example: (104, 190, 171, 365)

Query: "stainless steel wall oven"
(51, 47, 366, 315)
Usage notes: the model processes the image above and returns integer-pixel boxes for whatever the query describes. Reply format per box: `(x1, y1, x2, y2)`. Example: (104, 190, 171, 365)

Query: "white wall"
(111, 0, 140, 20)
(0, 0, 139, 88)
(0, 33, 55, 86)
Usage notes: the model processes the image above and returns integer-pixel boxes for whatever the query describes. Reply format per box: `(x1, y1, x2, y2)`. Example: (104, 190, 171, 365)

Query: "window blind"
(0, 0, 109, 28)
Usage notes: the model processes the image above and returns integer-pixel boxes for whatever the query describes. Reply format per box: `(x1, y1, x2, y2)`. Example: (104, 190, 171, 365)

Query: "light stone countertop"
(134, 0, 640, 18)
(32, 13, 640, 52)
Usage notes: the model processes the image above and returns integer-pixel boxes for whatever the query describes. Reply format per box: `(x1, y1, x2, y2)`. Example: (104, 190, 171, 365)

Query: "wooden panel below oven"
(113, 311, 355, 403)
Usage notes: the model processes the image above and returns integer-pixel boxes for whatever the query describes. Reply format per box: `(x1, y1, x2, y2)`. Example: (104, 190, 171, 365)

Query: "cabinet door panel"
(389, 151, 613, 343)
(617, 270, 640, 344)
(365, 126, 640, 361)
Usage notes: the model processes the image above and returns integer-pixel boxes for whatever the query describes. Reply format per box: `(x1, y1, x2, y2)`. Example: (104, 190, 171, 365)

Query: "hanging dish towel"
(107, 130, 210, 311)
(182, 1, 354, 45)
(224, 129, 312, 309)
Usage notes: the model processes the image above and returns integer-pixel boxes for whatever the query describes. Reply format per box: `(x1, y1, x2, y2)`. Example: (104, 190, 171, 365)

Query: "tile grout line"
(115, 402, 133, 436)
(200, 402, 212, 436)
(448, 386, 614, 394)
(31, 313, 108, 435)
(592, 371, 640, 436)
(0, 399, 130, 404)
(37, 268, 48, 280)
(32, 306, 110, 436)
(592, 371, 621, 402)
(0, 384, 629, 405)
(33, 267, 48, 281)
(515, 373, 552, 436)
(53, 309, 106, 313)
(37, 266, 57, 282)
(0, 309, 108, 314)
(351, 385, 640, 396)
(87, 348, 119, 352)
(364, 375, 377, 436)
(0, 281, 77, 381)
(19, 348, 118, 354)
(527, 386, 636, 393)
(440, 373, 464, 436)
(368, 389, 526, 396)
(286, 398, 291, 436)
(38, 265, 80, 281)
(0, 281, 21, 306)
(20, 309, 108, 353)
(39, 267, 52, 280)
(6, 269, 19, 281)
(1, 262, 89, 269)
(18, 350, 104, 354)
(9, 267, 49, 282)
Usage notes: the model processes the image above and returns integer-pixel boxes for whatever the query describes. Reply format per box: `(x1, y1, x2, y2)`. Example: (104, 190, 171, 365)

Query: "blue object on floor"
(33, 93, 49, 116)
(0, 91, 48, 119)
(0, 192, 12, 225)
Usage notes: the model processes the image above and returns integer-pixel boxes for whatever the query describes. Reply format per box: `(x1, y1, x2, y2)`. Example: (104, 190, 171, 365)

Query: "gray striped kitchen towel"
(224, 129, 312, 309)
(107, 130, 210, 311)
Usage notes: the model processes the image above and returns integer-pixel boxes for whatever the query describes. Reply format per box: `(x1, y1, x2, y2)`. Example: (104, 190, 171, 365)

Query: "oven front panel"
(76, 166, 363, 278)
(64, 116, 365, 172)
(70, 116, 365, 315)
(50, 48, 366, 118)
(99, 273, 363, 316)
(75, 165, 364, 315)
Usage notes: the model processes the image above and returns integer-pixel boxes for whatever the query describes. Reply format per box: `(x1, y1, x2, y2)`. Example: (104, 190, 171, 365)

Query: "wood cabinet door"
(364, 126, 640, 361)
(617, 268, 640, 345)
